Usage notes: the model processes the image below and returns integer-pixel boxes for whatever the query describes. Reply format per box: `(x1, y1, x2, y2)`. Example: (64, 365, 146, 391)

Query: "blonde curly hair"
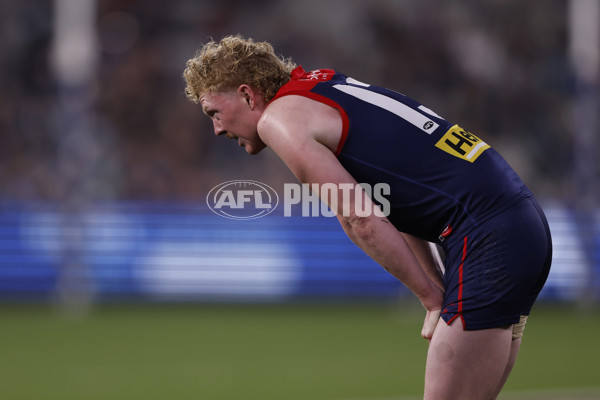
(183, 35, 297, 104)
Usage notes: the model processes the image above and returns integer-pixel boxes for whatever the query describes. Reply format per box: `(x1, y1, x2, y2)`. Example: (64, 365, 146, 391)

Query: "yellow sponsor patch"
(435, 125, 490, 162)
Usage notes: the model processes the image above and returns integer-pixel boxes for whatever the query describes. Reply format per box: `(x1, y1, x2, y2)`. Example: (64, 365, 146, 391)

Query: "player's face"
(200, 89, 267, 155)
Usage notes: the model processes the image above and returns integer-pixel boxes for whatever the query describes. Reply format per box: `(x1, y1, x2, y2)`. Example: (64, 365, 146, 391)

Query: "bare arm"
(258, 96, 443, 313)
(401, 233, 445, 290)
(335, 214, 443, 311)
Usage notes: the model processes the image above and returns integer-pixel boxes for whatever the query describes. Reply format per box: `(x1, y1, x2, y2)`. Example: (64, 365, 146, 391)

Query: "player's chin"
(244, 142, 267, 155)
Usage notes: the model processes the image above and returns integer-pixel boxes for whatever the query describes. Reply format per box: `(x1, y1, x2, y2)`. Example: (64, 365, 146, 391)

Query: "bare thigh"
(424, 318, 513, 400)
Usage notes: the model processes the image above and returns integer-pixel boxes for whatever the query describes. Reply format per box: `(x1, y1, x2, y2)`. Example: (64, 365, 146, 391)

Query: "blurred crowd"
(0, 0, 580, 204)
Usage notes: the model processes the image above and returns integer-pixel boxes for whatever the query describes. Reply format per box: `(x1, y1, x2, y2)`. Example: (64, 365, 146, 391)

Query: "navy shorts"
(440, 197, 552, 330)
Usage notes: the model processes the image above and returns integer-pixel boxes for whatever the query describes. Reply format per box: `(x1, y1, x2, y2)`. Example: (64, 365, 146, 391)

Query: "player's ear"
(238, 84, 254, 108)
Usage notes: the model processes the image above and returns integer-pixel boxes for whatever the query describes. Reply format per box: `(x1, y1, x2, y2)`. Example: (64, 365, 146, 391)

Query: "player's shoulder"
(259, 94, 343, 153)
(258, 95, 307, 141)
(261, 94, 339, 133)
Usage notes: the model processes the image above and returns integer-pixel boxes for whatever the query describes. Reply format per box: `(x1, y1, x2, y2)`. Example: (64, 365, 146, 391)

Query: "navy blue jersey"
(272, 67, 533, 244)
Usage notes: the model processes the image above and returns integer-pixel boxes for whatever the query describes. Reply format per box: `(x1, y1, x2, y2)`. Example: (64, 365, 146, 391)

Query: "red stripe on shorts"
(457, 236, 468, 329)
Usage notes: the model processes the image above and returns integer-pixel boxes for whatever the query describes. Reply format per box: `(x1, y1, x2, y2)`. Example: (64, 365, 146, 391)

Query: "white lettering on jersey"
(333, 83, 439, 134)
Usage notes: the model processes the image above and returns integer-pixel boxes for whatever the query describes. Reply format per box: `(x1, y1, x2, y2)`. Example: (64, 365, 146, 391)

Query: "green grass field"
(1, 301, 598, 400)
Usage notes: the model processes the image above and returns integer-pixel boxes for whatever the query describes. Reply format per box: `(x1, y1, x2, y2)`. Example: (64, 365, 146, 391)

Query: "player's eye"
(204, 108, 217, 118)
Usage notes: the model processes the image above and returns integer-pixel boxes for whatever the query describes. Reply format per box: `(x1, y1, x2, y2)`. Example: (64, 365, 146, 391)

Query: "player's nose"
(213, 120, 225, 137)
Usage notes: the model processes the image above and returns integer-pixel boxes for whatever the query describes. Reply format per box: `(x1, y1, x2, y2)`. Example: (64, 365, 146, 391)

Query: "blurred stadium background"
(0, 0, 599, 399)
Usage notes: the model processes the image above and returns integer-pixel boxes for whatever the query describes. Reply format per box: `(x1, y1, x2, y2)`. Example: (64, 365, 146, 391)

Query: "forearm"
(338, 215, 443, 310)
(401, 233, 445, 290)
